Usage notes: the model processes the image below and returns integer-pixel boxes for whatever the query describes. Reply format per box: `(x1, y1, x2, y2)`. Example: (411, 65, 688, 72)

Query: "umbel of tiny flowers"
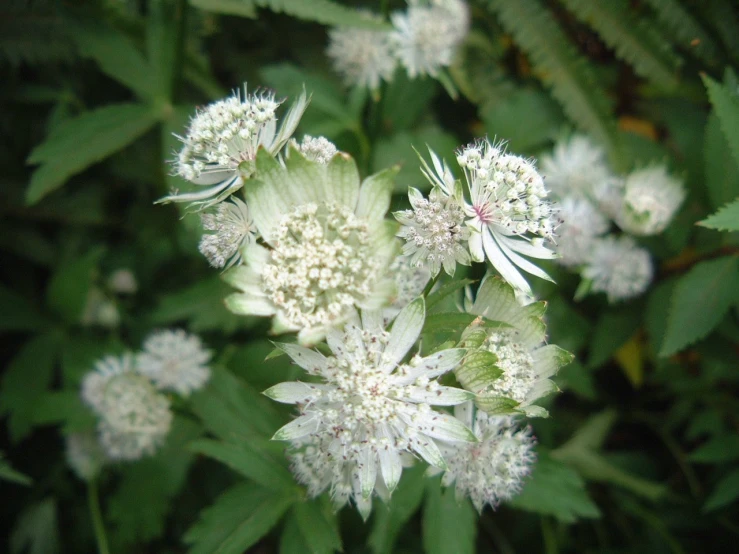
(327, 19, 396, 91)
(137, 329, 212, 397)
(582, 235, 653, 303)
(382, 255, 431, 324)
(289, 135, 338, 165)
(555, 196, 609, 267)
(432, 402, 536, 512)
(264, 298, 476, 519)
(158, 85, 309, 211)
(199, 197, 256, 269)
(458, 276, 573, 418)
(223, 146, 398, 345)
(614, 166, 685, 236)
(540, 133, 614, 200)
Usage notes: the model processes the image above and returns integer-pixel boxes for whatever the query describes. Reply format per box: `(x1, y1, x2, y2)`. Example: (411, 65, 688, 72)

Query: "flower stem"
(88, 479, 111, 554)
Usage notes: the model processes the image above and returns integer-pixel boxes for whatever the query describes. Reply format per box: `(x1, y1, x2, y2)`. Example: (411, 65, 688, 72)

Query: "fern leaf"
(191, 0, 391, 29)
(642, 0, 720, 64)
(705, 0, 739, 65)
(486, 0, 620, 166)
(560, 0, 682, 90)
(0, 0, 75, 66)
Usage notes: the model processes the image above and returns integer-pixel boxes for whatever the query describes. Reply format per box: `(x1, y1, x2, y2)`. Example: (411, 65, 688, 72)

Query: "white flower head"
(583, 235, 653, 302)
(81, 353, 136, 414)
(615, 166, 685, 236)
(107, 268, 137, 295)
(327, 22, 396, 90)
(80, 288, 120, 329)
(223, 147, 398, 345)
(137, 329, 212, 396)
(265, 299, 475, 518)
(462, 276, 572, 417)
(291, 135, 338, 165)
(555, 197, 610, 267)
(65, 432, 106, 481)
(383, 255, 431, 324)
(159, 85, 309, 211)
(437, 402, 536, 512)
(390, 0, 470, 78)
(96, 373, 172, 461)
(541, 134, 613, 199)
(395, 186, 471, 276)
(199, 197, 256, 268)
(456, 139, 558, 294)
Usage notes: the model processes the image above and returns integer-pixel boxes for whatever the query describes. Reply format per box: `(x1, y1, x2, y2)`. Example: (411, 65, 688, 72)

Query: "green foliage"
(292, 500, 343, 554)
(0, 1, 74, 66)
(423, 480, 477, 554)
(10, 499, 59, 554)
(703, 469, 739, 512)
(703, 113, 739, 210)
(699, 198, 739, 231)
(0, 453, 31, 486)
(643, 0, 720, 63)
(702, 71, 739, 165)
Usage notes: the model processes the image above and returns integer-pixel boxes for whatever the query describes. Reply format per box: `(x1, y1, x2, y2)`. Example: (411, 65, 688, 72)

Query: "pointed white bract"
(65, 432, 106, 481)
(540, 134, 614, 199)
(615, 166, 685, 236)
(199, 197, 256, 268)
(390, 0, 470, 78)
(395, 187, 471, 276)
(583, 235, 653, 302)
(437, 402, 536, 512)
(137, 329, 212, 396)
(266, 299, 475, 517)
(327, 23, 396, 90)
(160, 86, 308, 210)
(555, 196, 609, 267)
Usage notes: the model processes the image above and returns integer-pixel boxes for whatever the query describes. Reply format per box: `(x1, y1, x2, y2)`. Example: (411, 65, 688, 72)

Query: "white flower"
(456, 140, 558, 294)
(291, 135, 338, 165)
(615, 166, 685, 236)
(107, 269, 137, 294)
(383, 255, 431, 324)
(462, 276, 572, 417)
(583, 235, 653, 302)
(80, 288, 120, 329)
(65, 432, 106, 481)
(265, 299, 475, 518)
(390, 0, 470, 78)
(395, 186, 471, 276)
(327, 24, 396, 90)
(199, 197, 256, 268)
(555, 197, 610, 267)
(223, 147, 398, 345)
(159, 85, 309, 211)
(96, 373, 172, 461)
(436, 402, 535, 512)
(81, 353, 136, 414)
(541, 134, 613, 199)
(137, 329, 212, 396)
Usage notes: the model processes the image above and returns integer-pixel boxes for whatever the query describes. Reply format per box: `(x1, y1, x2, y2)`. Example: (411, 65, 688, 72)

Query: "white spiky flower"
(81, 353, 136, 413)
(327, 23, 396, 90)
(80, 288, 120, 329)
(583, 235, 653, 302)
(199, 197, 256, 268)
(223, 147, 398, 345)
(291, 135, 338, 165)
(435, 402, 536, 512)
(159, 86, 309, 210)
(107, 268, 137, 295)
(615, 166, 685, 236)
(383, 255, 431, 324)
(541, 134, 614, 199)
(395, 186, 471, 276)
(390, 0, 470, 78)
(65, 432, 106, 481)
(461, 276, 572, 417)
(555, 197, 610, 267)
(264, 299, 475, 519)
(137, 329, 212, 396)
(454, 140, 558, 294)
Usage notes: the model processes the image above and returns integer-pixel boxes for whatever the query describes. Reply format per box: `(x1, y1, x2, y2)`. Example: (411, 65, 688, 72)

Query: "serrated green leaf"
(423, 480, 476, 554)
(293, 500, 342, 554)
(46, 248, 104, 324)
(26, 104, 159, 204)
(184, 482, 294, 554)
(698, 198, 739, 231)
(689, 434, 739, 463)
(660, 256, 739, 356)
(643, 0, 720, 64)
(703, 71, 739, 166)
(703, 113, 739, 211)
(704, 469, 739, 512)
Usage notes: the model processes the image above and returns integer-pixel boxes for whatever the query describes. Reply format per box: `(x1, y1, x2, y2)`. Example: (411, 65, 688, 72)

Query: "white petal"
(378, 447, 402, 493)
(469, 231, 484, 262)
(274, 343, 328, 375)
(355, 495, 373, 521)
(412, 437, 447, 469)
(422, 412, 477, 443)
(224, 294, 275, 316)
(359, 448, 377, 500)
(495, 233, 555, 283)
(397, 348, 466, 383)
(272, 414, 318, 440)
(382, 297, 425, 372)
(525, 378, 559, 404)
(453, 401, 474, 429)
(532, 345, 573, 379)
(357, 167, 395, 226)
(499, 235, 556, 259)
(243, 242, 270, 272)
(404, 386, 473, 405)
(325, 153, 360, 210)
(483, 228, 531, 294)
(263, 381, 317, 404)
(361, 309, 384, 332)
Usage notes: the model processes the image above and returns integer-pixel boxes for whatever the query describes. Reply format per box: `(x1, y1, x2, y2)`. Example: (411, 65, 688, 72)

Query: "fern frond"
(0, 0, 75, 66)
(560, 0, 682, 91)
(486, 0, 620, 166)
(642, 0, 720, 64)
(705, 0, 739, 65)
(190, 0, 391, 29)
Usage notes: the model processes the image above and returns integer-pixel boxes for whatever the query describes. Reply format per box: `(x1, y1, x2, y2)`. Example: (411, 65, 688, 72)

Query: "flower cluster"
(74, 330, 211, 471)
(541, 134, 683, 302)
(327, 0, 469, 90)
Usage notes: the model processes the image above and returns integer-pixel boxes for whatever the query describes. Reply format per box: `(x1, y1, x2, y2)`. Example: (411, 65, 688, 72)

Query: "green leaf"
(689, 434, 739, 463)
(46, 248, 104, 324)
(26, 104, 159, 204)
(704, 469, 739, 512)
(455, 351, 502, 392)
(509, 451, 601, 523)
(32, 390, 95, 433)
(423, 480, 476, 554)
(0, 453, 32, 486)
(184, 482, 294, 554)
(426, 279, 476, 311)
(146, 0, 180, 102)
(280, 512, 310, 554)
(703, 113, 739, 211)
(703, 71, 739, 165)
(587, 307, 642, 369)
(10, 499, 59, 554)
(293, 500, 343, 554)
(189, 439, 296, 492)
(660, 256, 739, 356)
(0, 284, 49, 332)
(643, 0, 720, 64)
(698, 198, 739, 231)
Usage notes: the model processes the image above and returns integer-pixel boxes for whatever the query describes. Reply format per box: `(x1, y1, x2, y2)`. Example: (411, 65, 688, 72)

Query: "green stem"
(88, 479, 110, 554)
